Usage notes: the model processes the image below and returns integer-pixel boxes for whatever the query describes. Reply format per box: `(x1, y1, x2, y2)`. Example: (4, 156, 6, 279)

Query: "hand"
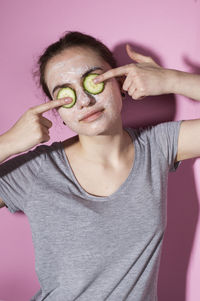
(4, 98, 72, 155)
(93, 44, 174, 100)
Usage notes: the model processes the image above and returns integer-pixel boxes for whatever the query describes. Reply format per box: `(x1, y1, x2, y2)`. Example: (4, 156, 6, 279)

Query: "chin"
(79, 125, 118, 137)
(66, 115, 120, 136)
(77, 128, 107, 137)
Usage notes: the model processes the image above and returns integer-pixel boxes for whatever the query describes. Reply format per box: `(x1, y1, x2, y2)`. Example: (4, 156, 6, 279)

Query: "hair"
(33, 30, 119, 101)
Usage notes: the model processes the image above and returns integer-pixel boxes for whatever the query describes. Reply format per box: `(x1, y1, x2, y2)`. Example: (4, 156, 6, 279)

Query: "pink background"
(0, 0, 200, 300)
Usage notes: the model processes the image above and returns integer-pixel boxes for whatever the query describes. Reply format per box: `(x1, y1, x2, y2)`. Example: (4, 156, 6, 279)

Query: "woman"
(0, 31, 200, 301)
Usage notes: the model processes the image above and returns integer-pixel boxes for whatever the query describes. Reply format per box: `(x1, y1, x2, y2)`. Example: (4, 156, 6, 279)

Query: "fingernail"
(64, 98, 72, 102)
(93, 78, 98, 84)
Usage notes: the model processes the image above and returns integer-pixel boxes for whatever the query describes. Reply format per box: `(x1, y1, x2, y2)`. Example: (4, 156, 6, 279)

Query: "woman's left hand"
(93, 44, 175, 100)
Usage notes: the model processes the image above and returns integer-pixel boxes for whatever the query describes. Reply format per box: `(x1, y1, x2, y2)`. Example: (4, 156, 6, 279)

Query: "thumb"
(126, 44, 152, 64)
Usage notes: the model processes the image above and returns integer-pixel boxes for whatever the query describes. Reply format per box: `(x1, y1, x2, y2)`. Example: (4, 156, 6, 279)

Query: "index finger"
(93, 65, 130, 83)
(32, 98, 72, 115)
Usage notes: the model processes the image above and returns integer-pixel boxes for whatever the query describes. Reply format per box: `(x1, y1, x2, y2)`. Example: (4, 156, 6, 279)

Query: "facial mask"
(59, 65, 92, 83)
(45, 49, 123, 136)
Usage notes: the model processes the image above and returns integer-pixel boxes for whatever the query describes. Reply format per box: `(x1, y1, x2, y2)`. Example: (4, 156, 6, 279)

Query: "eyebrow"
(52, 66, 103, 96)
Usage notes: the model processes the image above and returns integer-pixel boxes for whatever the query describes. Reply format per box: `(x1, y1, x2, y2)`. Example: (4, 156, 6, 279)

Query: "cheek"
(56, 79, 122, 122)
(56, 107, 78, 128)
(101, 80, 122, 111)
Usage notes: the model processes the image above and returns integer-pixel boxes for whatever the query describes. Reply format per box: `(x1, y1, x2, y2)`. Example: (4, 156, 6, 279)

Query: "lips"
(79, 108, 105, 121)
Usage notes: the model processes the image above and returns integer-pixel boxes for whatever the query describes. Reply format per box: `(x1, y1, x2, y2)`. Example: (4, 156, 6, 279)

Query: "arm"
(167, 70, 200, 163)
(0, 98, 69, 165)
(169, 70, 200, 102)
(175, 118, 200, 162)
(0, 132, 17, 164)
(0, 98, 69, 210)
(94, 45, 200, 163)
(0, 133, 12, 208)
(0, 198, 5, 208)
(0, 132, 19, 208)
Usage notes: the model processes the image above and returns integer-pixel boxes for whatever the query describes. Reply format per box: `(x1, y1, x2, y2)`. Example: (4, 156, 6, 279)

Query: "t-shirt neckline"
(59, 127, 137, 202)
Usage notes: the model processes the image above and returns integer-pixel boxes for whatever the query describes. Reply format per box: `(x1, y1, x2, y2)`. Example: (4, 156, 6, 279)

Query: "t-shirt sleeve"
(0, 144, 47, 213)
(147, 120, 184, 172)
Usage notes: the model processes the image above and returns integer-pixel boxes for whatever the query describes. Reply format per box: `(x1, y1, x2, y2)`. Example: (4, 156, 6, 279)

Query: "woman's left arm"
(170, 70, 200, 101)
(163, 70, 200, 163)
(94, 44, 200, 102)
(93, 44, 200, 163)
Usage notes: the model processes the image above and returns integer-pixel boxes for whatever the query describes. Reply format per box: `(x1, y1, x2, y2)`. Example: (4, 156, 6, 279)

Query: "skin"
(44, 47, 131, 167)
(94, 44, 200, 102)
(1, 44, 200, 207)
(44, 43, 200, 168)
(2, 44, 200, 208)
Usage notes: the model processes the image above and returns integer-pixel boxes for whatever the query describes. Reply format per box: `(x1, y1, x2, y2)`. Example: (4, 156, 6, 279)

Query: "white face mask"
(45, 47, 123, 136)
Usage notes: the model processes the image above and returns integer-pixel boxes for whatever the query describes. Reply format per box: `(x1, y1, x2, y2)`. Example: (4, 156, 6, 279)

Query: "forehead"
(46, 47, 106, 73)
(45, 47, 110, 94)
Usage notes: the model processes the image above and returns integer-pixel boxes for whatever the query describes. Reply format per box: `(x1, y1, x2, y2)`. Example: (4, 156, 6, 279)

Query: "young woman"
(0, 31, 200, 301)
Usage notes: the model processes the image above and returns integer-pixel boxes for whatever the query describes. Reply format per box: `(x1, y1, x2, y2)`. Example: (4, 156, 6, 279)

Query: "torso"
(61, 131, 135, 198)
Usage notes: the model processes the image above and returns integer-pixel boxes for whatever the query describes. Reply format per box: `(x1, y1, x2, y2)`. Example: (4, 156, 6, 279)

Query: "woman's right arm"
(0, 97, 72, 208)
(0, 97, 72, 165)
(0, 133, 9, 206)
(0, 132, 16, 164)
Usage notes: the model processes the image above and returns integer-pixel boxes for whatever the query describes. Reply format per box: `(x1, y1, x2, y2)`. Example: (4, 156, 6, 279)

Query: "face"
(45, 47, 123, 136)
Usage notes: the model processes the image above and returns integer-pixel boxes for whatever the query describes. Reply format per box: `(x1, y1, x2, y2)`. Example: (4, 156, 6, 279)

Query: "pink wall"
(0, 0, 200, 300)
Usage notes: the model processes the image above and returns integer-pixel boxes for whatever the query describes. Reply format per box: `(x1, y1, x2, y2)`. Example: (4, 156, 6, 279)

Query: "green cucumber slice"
(57, 87, 76, 108)
(83, 73, 104, 95)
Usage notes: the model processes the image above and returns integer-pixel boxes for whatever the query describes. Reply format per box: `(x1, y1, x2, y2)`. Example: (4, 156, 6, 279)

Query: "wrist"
(0, 130, 17, 158)
(166, 69, 200, 101)
(0, 132, 13, 163)
(164, 68, 183, 95)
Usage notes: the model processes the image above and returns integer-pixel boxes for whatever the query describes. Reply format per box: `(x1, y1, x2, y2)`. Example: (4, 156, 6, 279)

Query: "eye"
(83, 73, 105, 95)
(56, 87, 77, 109)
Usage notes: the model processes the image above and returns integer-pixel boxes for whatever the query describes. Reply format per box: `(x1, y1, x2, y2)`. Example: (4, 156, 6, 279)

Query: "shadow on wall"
(112, 41, 178, 128)
(183, 56, 200, 74)
(112, 41, 199, 301)
(158, 158, 198, 301)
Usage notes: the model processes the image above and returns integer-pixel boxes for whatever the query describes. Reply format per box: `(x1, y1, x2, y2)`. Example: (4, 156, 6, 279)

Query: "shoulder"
(129, 120, 182, 150)
(131, 120, 181, 137)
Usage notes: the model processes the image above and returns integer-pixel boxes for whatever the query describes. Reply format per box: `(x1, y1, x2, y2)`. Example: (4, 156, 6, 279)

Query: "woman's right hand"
(2, 98, 72, 155)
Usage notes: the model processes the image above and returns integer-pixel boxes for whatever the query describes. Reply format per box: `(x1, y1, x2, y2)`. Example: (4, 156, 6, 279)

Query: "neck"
(77, 121, 131, 168)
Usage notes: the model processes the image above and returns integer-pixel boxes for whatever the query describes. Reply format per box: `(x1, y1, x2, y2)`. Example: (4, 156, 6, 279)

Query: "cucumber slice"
(57, 87, 76, 108)
(83, 73, 104, 95)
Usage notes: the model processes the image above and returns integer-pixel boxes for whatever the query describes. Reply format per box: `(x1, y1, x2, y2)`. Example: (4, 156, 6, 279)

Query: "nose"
(76, 88, 96, 109)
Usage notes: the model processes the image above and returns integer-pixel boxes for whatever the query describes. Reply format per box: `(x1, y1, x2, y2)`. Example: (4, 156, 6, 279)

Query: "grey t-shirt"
(0, 120, 183, 301)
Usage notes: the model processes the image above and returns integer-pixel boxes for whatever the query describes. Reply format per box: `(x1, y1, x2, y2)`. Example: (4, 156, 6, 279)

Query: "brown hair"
(33, 30, 119, 101)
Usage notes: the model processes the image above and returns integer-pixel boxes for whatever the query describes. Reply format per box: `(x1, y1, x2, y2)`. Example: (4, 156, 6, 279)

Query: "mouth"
(79, 108, 105, 122)
(79, 108, 104, 121)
